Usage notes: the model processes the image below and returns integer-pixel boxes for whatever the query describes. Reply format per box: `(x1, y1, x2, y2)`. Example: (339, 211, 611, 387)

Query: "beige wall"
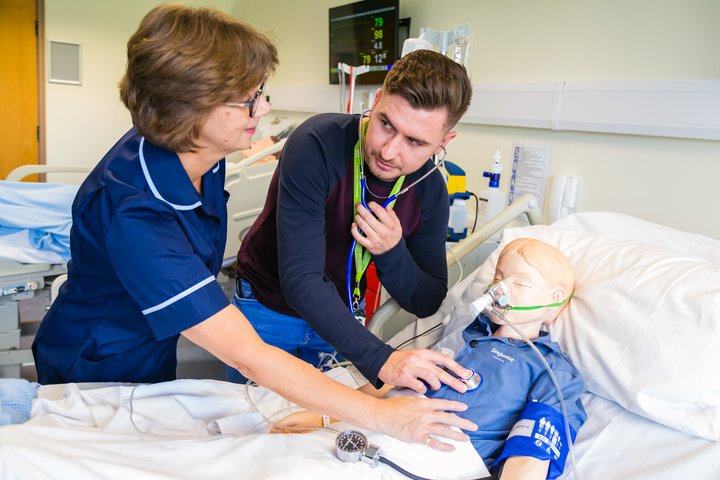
(240, 0, 720, 84)
(43, 0, 232, 175)
(44, 0, 720, 239)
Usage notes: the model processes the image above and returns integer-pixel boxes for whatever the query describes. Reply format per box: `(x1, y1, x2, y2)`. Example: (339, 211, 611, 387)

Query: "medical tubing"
(243, 380, 342, 435)
(360, 177, 371, 211)
(346, 238, 358, 313)
(127, 384, 221, 440)
(379, 457, 493, 480)
(446, 245, 464, 289)
(468, 191, 479, 233)
(492, 310, 580, 480)
(363, 160, 444, 202)
(377, 456, 434, 480)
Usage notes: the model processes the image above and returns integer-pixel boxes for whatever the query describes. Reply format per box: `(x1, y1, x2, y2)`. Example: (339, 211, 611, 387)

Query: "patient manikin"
(274, 238, 587, 480)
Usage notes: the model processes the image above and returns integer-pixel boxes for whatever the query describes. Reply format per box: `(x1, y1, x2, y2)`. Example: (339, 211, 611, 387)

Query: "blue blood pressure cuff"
(492, 401, 575, 480)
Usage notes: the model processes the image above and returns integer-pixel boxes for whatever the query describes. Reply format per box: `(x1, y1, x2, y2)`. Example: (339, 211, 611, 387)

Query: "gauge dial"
(335, 430, 369, 463)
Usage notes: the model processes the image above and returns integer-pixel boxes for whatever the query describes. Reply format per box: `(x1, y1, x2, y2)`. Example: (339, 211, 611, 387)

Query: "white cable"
(446, 245, 464, 289)
(491, 308, 580, 480)
(127, 381, 341, 439)
(317, 351, 344, 371)
(127, 384, 219, 441)
(243, 379, 342, 435)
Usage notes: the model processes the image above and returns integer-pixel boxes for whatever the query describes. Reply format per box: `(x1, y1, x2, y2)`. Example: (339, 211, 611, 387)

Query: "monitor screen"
(329, 0, 399, 85)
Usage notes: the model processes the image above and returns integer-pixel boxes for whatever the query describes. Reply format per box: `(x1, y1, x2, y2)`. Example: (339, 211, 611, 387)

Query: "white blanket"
(2, 378, 720, 479)
(0, 378, 486, 480)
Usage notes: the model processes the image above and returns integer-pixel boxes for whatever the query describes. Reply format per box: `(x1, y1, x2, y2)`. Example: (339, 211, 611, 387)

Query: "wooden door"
(0, 0, 39, 181)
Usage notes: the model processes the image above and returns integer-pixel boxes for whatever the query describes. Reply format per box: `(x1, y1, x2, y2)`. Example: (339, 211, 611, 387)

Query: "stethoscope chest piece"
(461, 368, 483, 392)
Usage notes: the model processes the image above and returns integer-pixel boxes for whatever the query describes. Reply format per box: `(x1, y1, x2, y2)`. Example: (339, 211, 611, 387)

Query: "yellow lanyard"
(351, 124, 404, 307)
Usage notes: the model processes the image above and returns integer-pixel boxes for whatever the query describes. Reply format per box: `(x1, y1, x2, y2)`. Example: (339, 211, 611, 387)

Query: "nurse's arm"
(181, 304, 477, 449)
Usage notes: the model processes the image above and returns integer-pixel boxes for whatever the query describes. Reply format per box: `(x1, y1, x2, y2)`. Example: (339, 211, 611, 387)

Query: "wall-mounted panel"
(48, 40, 81, 85)
(558, 80, 720, 141)
(269, 80, 720, 141)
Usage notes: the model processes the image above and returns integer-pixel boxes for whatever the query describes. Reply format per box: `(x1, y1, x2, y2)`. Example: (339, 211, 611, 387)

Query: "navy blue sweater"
(236, 113, 449, 384)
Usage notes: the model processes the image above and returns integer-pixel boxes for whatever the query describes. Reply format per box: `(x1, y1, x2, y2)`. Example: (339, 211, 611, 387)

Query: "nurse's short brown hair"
(119, 4, 278, 152)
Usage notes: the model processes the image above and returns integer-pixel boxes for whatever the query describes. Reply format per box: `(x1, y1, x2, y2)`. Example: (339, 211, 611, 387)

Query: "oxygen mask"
(469, 281, 511, 317)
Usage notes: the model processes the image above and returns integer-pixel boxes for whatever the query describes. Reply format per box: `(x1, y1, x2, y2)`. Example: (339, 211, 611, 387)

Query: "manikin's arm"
(499, 456, 550, 480)
(184, 305, 475, 451)
(271, 383, 391, 432)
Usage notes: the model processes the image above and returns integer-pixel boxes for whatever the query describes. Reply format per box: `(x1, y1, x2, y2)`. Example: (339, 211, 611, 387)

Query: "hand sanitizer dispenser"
(444, 161, 470, 242)
(477, 149, 507, 224)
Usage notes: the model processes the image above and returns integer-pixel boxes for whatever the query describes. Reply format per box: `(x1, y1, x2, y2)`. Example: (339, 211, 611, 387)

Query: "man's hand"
(351, 201, 403, 255)
(379, 349, 472, 394)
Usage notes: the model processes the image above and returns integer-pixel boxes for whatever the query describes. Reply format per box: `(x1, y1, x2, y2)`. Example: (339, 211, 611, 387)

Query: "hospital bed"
(0, 175, 77, 378)
(2, 201, 719, 479)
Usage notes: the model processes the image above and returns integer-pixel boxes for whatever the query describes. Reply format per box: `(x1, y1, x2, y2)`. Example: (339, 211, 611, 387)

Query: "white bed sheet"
(0, 378, 482, 480)
(564, 394, 720, 479)
(1, 377, 719, 479)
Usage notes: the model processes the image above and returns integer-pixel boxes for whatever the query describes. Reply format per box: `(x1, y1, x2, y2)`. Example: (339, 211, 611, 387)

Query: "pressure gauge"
(335, 430, 380, 467)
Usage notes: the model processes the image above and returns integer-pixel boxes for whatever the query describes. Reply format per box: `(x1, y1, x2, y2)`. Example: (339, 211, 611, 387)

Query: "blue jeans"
(226, 279, 342, 383)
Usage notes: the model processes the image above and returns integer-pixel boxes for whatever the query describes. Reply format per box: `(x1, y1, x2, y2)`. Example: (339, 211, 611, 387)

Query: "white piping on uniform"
(142, 275, 216, 315)
(139, 137, 202, 211)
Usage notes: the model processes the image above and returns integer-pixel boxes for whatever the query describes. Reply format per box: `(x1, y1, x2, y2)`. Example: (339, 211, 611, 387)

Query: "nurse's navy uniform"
(33, 128, 230, 384)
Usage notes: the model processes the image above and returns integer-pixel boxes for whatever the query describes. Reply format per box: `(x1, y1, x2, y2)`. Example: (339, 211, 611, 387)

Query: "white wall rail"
(269, 79, 720, 141)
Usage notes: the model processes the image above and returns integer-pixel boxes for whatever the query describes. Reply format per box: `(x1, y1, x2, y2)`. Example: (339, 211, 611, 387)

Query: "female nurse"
(31, 4, 476, 448)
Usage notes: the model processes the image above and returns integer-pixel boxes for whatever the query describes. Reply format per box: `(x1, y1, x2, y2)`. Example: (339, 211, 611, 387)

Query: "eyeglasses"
(224, 82, 265, 118)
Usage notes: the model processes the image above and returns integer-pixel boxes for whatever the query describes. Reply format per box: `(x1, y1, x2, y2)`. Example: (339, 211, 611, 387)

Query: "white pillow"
(553, 211, 720, 263)
(465, 220, 720, 440)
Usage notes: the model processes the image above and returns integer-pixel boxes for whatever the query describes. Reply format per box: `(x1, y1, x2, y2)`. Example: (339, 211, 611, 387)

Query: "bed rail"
(226, 137, 286, 174)
(366, 193, 544, 340)
(5, 165, 92, 182)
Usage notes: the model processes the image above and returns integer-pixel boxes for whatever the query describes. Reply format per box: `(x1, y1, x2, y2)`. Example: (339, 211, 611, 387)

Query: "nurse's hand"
(374, 394, 477, 451)
(379, 349, 471, 394)
(271, 393, 478, 452)
(351, 201, 402, 255)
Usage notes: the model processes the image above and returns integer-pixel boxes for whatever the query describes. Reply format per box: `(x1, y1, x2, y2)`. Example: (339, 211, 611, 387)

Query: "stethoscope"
(345, 109, 448, 316)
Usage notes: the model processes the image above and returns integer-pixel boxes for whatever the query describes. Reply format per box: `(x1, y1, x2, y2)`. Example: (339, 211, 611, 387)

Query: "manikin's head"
(487, 238, 575, 338)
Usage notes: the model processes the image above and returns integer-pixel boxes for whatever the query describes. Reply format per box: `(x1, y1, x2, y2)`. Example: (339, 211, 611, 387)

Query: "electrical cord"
(468, 191, 480, 234)
(392, 321, 444, 351)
